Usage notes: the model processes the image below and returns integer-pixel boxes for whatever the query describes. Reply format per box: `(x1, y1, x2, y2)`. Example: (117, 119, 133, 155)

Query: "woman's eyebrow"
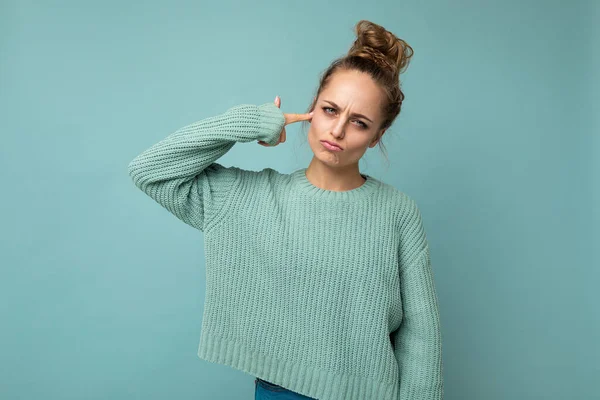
(322, 100, 373, 123)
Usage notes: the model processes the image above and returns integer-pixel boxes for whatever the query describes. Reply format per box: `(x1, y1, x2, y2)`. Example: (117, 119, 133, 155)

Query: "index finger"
(285, 112, 313, 125)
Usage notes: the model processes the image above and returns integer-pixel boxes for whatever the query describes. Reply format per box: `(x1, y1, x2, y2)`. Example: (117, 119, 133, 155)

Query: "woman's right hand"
(258, 95, 314, 147)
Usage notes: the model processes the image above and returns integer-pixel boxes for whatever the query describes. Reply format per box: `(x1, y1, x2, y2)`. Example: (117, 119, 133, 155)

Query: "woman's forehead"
(320, 72, 383, 114)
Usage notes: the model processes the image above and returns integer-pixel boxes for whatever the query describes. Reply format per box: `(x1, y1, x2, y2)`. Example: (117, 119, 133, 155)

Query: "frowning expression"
(308, 69, 385, 166)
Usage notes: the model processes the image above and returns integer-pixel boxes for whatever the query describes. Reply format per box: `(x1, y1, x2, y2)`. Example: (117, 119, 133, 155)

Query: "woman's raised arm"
(127, 102, 286, 231)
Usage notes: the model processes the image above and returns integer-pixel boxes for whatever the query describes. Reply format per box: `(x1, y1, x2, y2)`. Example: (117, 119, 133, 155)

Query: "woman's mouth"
(320, 140, 343, 151)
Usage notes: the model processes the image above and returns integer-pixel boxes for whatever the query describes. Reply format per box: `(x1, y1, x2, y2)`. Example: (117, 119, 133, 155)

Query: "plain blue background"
(1, 1, 597, 399)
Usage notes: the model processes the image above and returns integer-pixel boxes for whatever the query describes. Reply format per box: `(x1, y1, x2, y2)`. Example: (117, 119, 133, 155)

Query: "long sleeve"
(392, 246, 444, 400)
(127, 102, 285, 231)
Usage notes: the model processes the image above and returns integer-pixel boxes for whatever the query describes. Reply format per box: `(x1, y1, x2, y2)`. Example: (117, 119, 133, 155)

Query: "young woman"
(128, 20, 443, 400)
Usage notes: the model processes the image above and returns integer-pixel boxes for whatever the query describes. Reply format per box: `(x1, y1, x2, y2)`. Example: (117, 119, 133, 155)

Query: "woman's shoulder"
(375, 181, 429, 265)
(375, 178, 420, 209)
(374, 179, 426, 233)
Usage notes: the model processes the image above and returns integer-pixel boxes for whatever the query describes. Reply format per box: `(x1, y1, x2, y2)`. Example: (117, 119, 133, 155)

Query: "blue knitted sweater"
(127, 102, 443, 400)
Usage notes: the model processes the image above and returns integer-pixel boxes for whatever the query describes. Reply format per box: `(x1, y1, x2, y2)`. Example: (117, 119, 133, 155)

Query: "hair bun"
(347, 20, 414, 79)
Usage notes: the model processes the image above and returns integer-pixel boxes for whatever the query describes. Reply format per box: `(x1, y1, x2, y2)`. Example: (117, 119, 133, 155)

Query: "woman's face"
(307, 69, 386, 167)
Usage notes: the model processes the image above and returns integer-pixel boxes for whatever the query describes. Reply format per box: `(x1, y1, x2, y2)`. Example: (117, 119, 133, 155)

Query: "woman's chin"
(313, 150, 343, 166)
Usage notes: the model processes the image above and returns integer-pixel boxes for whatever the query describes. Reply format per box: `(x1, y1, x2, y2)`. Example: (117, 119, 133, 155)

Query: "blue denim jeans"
(254, 377, 316, 399)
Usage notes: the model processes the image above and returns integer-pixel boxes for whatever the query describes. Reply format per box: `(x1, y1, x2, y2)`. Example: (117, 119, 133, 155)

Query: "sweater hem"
(197, 329, 399, 400)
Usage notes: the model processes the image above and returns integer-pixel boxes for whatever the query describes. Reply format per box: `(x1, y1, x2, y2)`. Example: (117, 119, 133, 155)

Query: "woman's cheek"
(310, 115, 326, 133)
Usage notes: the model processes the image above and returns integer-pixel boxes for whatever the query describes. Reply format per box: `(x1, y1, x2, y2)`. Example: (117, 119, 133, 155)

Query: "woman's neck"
(304, 160, 367, 192)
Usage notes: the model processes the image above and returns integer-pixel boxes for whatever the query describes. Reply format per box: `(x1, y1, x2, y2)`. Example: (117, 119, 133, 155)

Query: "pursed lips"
(321, 140, 343, 150)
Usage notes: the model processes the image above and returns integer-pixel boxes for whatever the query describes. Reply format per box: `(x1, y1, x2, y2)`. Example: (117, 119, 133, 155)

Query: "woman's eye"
(322, 107, 368, 129)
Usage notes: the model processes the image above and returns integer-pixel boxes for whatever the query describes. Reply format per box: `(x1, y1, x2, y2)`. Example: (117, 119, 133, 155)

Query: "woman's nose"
(331, 120, 346, 138)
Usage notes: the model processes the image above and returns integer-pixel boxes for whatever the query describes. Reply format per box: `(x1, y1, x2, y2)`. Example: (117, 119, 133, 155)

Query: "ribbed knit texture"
(128, 102, 444, 400)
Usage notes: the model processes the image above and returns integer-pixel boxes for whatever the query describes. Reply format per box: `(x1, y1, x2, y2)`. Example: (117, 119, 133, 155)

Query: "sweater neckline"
(291, 167, 379, 201)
